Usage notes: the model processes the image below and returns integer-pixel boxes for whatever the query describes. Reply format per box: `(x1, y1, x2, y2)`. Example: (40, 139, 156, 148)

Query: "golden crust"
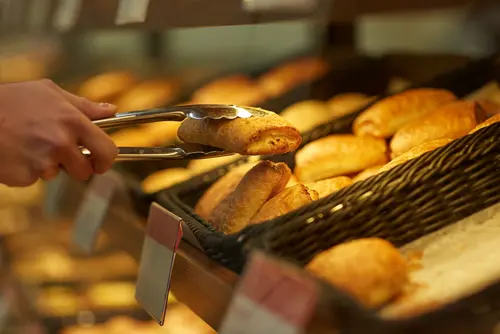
(110, 128, 157, 147)
(141, 168, 193, 194)
(211, 161, 292, 233)
(187, 155, 246, 175)
(306, 176, 352, 199)
(115, 79, 180, 112)
(195, 162, 258, 221)
(140, 121, 180, 146)
(280, 100, 332, 133)
(295, 134, 388, 182)
(307, 238, 408, 308)
(249, 184, 318, 225)
(192, 75, 266, 106)
(352, 165, 384, 183)
(327, 93, 376, 118)
(475, 99, 500, 117)
(78, 71, 136, 103)
(469, 113, 500, 134)
(390, 101, 485, 158)
(379, 139, 452, 173)
(178, 110, 302, 155)
(259, 57, 329, 97)
(353, 88, 457, 138)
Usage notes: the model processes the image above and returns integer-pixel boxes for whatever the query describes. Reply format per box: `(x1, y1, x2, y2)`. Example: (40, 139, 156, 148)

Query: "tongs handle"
(93, 107, 186, 129)
(81, 147, 186, 161)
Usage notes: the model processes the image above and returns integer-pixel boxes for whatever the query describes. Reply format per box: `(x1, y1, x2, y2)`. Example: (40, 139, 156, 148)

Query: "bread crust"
(141, 168, 192, 194)
(306, 176, 352, 199)
(78, 71, 136, 102)
(469, 113, 500, 134)
(295, 134, 388, 182)
(178, 110, 302, 155)
(353, 88, 457, 138)
(352, 165, 385, 183)
(115, 79, 180, 112)
(192, 75, 266, 106)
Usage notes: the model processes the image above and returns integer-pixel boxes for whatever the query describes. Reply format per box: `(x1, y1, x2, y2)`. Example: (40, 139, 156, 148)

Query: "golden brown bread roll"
(78, 71, 136, 102)
(469, 113, 500, 134)
(378, 138, 452, 173)
(249, 184, 318, 224)
(475, 99, 500, 117)
(390, 101, 486, 158)
(352, 165, 385, 183)
(141, 168, 193, 194)
(211, 161, 291, 233)
(195, 162, 259, 221)
(178, 109, 302, 155)
(327, 93, 376, 118)
(286, 174, 299, 187)
(295, 134, 388, 182)
(259, 57, 329, 97)
(141, 121, 180, 146)
(306, 176, 352, 199)
(192, 75, 266, 106)
(353, 89, 457, 138)
(110, 128, 157, 147)
(115, 79, 180, 112)
(187, 155, 247, 175)
(307, 238, 408, 308)
(280, 100, 333, 133)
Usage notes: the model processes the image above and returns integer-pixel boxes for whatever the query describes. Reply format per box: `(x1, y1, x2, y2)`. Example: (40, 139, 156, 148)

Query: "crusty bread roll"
(307, 238, 408, 308)
(259, 56, 329, 97)
(141, 121, 180, 146)
(110, 128, 157, 147)
(141, 168, 193, 194)
(178, 109, 302, 155)
(352, 165, 384, 183)
(327, 93, 376, 118)
(353, 89, 457, 138)
(211, 161, 291, 233)
(115, 79, 180, 112)
(78, 71, 136, 102)
(249, 184, 318, 225)
(192, 75, 266, 106)
(379, 139, 452, 174)
(475, 99, 500, 117)
(295, 134, 388, 182)
(187, 155, 246, 175)
(390, 101, 486, 158)
(469, 113, 500, 134)
(195, 162, 259, 221)
(280, 100, 333, 133)
(306, 176, 352, 199)
(286, 174, 299, 187)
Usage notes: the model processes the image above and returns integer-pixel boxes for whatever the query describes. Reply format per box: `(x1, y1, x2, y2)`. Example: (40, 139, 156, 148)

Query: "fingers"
(40, 165, 60, 181)
(76, 115, 118, 174)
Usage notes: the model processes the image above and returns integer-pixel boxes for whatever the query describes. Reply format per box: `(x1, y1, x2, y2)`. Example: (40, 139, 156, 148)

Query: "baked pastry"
(295, 134, 388, 182)
(141, 121, 180, 146)
(187, 155, 247, 175)
(352, 165, 384, 183)
(306, 176, 352, 199)
(327, 93, 376, 118)
(192, 75, 266, 106)
(353, 88, 457, 138)
(110, 128, 157, 147)
(390, 101, 486, 158)
(280, 100, 333, 133)
(286, 174, 299, 187)
(476, 99, 500, 117)
(249, 184, 318, 224)
(86, 282, 136, 309)
(307, 238, 408, 308)
(379, 139, 452, 173)
(78, 71, 136, 102)
(141, 168, 193, 194)
(178, 109, 302, 155)
(469, 113, 500, 134)
(115, 79, 180, 112)
(195, 162, 259, 220)
(259, 56, 329, 97)
(211, 161, 291, 233)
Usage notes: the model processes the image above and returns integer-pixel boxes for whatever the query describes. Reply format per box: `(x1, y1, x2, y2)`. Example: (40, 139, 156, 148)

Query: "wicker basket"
(159, 55, 499, 273)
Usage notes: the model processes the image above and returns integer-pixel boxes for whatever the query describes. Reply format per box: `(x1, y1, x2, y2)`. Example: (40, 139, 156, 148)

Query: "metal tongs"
(82, 104, 268, 161)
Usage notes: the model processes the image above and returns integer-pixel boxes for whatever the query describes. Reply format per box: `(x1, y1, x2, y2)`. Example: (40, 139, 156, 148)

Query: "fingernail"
(97, 102, 116, 109)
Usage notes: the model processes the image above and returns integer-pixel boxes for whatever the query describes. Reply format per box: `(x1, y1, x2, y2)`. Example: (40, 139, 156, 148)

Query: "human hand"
(0, 79, 118, 187)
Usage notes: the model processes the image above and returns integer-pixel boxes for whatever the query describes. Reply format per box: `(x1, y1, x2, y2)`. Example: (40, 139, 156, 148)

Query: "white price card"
(219, 252, 318, 334)
(72, 172, 122, 254)
(136, 203, 183, 325)
(115, 0, 150, 25)
(53, 0, 82, 32)
(242, 0, 316, 13)
(43, 172, 70, 220)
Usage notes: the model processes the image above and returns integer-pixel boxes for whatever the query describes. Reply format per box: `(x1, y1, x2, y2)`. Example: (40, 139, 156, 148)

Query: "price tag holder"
(220, 252, 318, 334)
(136, 203, 183, 324)
(53, 0, 82, 32)
(115, 0, 150, 25)
(72, 172, 122, 254)
(242, 0, 316, 13)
